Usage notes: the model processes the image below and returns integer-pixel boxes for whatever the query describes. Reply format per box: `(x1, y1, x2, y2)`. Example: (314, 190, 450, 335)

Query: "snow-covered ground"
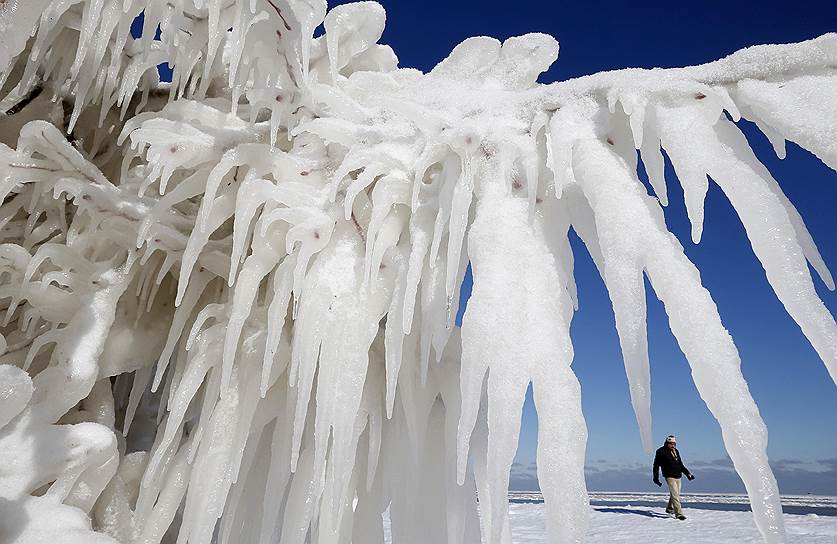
(511, 493, 837, 543)
(384, 494, 837, 543)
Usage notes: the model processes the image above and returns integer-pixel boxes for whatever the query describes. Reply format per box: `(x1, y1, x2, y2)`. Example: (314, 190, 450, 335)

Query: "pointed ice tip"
(691, 224, 703, 244)
(174, 285, 186, 308)
(456, 461, 467, 487)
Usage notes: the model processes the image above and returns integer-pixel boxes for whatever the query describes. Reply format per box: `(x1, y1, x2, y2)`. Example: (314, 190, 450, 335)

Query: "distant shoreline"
(506, 491, 837, 516)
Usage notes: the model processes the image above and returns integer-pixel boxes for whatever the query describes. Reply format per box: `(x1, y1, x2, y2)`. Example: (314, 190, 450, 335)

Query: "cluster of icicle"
(0, 0, 835, 542)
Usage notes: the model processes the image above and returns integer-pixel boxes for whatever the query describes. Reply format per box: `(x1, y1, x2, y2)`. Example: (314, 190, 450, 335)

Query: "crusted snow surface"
(380, 494, 837, 543)
(0, 1, 836, 543)
(384, 498, 837, 544)
(509, 504, 837, 544)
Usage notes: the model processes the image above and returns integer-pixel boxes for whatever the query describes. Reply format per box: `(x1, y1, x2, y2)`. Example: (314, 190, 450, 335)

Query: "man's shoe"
(677, 515, 686, 520)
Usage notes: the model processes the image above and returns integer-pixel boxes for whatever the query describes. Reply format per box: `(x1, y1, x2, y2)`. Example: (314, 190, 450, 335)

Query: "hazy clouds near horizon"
(510, 458, 837, 495)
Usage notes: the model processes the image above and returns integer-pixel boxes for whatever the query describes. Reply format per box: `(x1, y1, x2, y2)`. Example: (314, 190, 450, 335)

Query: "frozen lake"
(384, 493, 837, 543)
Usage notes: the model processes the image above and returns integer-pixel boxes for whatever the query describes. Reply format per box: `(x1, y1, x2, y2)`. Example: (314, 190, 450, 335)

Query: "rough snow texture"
(380, 494, 837, 544)
(0, 1, 835, 543)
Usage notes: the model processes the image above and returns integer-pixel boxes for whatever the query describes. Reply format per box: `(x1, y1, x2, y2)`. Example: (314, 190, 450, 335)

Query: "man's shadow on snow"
(593, 507, 672, 519)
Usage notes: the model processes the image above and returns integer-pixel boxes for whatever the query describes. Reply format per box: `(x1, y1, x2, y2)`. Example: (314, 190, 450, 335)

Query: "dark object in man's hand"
(653, 478, 662, 487)
(687, 474, 695, 481)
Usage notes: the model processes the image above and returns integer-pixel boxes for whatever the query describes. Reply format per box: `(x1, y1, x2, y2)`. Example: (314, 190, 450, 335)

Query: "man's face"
(667, 442, 676, 449)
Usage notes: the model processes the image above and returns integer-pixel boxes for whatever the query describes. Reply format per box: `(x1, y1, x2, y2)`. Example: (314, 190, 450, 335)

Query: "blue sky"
(324, 0, 837, 493)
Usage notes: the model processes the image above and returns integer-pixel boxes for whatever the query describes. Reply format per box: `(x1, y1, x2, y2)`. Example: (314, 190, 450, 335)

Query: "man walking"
(652, 435, 695, 520)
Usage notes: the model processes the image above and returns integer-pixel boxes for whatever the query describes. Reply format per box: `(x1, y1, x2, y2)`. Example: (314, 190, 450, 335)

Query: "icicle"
(123, 366, 152, 435)
(288, 223, 388, 475)
(573, 129, 785, 543)
(345, 163, 387, 219)
(175, 192, 235, 306)
(229, 176, 277, 284)
(220, 244, 281, 397)
(152, 269, 214, 391)
(262, 255, 296, 396)
(665, 116, 837, 385)
(655, 103, 710, 243)
(548, 110, 579, 198)
(178, 363, 242, 544)
(258, 396, 294, 543)
(411, 143, 450, 212)
(196, 143, 273, 233)
(136, 442, 193, 544)
(458, 160, 588, 543)
(638, 106, 668, 206)
(735, 75, 837, 170)
(146, 335, 220, 481)
(445, 153, 473, 300)
(402, 206, 433, 335)
(363, 173, 410, 286)
(384, 247, 408, 417)
(591, 216, 653, 449)
(428, 156, 461, 269)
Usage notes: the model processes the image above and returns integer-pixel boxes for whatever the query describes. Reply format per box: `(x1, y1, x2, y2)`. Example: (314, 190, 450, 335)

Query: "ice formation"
(0, 1, 835, 543)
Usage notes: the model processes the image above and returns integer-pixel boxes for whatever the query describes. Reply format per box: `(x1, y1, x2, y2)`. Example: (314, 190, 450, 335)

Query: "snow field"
(382, 494, 837, 543)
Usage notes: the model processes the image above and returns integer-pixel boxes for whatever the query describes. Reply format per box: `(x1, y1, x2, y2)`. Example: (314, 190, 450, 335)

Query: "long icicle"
(458, 156, 588, 544)
(573, 130, 785, 544)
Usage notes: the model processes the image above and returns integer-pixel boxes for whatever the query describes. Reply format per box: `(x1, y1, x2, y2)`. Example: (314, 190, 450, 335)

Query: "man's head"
(665, 435, 677, 448)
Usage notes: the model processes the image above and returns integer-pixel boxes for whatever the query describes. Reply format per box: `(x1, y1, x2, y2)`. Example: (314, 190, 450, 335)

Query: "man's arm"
(679, 450, 694, 480)
(652, 451, 662, 486)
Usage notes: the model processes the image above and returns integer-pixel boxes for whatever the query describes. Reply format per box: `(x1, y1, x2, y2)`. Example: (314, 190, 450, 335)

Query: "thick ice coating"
(0, 1, 836, 543)
(459, 178, 588, 544)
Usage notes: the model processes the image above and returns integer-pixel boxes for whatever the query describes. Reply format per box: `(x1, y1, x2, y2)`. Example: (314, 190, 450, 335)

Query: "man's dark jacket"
(653, 446, 692, 480)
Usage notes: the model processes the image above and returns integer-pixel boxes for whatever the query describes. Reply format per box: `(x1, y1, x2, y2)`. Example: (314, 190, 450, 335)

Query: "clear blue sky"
(324, 0, 837, 493)
(140, 1, 837, 493)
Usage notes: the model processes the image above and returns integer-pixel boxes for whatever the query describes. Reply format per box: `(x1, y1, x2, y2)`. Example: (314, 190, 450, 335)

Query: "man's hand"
(687, 474, 695, 481)
(653, 478, 662, 487)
